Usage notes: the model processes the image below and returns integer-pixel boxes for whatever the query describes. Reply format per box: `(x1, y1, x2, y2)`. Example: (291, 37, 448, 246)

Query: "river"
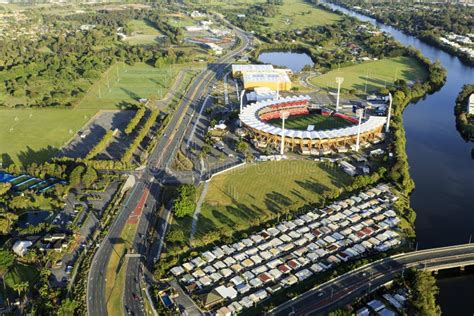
(322, 2, 474, 314)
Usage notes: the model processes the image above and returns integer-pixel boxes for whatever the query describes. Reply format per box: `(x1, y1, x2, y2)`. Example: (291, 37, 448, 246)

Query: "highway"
(87, 19, 251, 316)
(269, 243, 474, 316)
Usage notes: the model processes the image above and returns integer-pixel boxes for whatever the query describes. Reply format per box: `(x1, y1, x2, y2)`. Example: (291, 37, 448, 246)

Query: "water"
(17, 211, 50, 228)
(258, 51, 314, 72)
(323, 2, 474, 313)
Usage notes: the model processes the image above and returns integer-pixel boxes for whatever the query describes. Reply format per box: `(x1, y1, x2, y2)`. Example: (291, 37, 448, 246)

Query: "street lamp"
(355, 108, 364, 152)
(385, 92, 393, 133)
(335, 77, 344, 113)
(280, 110, 290, 155)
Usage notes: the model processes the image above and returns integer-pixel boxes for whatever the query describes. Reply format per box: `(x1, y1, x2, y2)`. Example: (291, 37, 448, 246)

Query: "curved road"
(270, 244, 474, 316)
(87, 20, 251, 316)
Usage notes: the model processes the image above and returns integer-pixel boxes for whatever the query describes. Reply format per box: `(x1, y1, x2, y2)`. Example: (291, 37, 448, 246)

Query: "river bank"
(323, 2, 474, 314)
(326, 1, 474, 67)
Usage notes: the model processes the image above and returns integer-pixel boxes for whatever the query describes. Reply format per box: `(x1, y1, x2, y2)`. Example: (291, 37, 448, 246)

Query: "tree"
(0, 249, 15, 290)
(235, 140, 249, 154)
(57, 298, 78, 316)
(12, 281, 29, 299)
(410, 270, 441, 316)
(167, 229, 186, 243)
(0, 210, 18, 235)
(173, 184, 196, 218)
(0, 183, 11, 195)
(82, 166, 98, 188)
(69, 165, 85, 187)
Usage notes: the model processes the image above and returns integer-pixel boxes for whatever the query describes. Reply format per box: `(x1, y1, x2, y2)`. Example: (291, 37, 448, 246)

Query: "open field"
(192, 160, 352, 238)
(0, 62, 197, 166)
(266, 0, 341, 31)
(125, 19, 163, 45)
(0, 108, 96, 166)
(268, 112, 353, 130)
(309, 56, 428, 93)
(76, 62, 181, 110)
(106, 222, 138, 316)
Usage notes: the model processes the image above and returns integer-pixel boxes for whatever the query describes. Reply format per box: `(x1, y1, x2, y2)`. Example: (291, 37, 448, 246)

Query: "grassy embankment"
(309, 56, 428, 93)
(105, 222, 138, 316)
(173, 160, 352, 241)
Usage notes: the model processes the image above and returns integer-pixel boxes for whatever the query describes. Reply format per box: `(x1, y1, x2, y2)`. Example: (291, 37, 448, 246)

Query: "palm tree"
(12, 281, 29, 300)
(0, 249, 15, 291)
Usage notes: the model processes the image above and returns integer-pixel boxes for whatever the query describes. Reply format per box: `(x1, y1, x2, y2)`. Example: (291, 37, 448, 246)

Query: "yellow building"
(232, 64, 293, 91)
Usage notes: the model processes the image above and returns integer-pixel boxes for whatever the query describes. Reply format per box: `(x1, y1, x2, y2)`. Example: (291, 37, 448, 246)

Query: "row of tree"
(124, 106, 147, 135)
(122, 109, 160, 163)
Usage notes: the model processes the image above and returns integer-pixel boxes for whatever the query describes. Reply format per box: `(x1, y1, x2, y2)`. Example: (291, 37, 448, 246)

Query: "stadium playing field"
(194, 160, 352, 238)
(309, 56, 428, 93)
(268, 112, 353, 130)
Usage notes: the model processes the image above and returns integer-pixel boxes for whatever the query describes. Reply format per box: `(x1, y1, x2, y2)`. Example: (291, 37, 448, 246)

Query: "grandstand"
(239, 95, 387, 154)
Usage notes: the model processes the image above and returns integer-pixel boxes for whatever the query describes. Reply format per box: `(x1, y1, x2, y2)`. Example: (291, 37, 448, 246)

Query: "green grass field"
(76, 62, 180, 110)
(191, 160, 352, 238)
(266, 0, 341, 31)
(125, 19, 163, 45)
(268, 112, 353, 130)
(309, 56, 428, 93)
(0, 108, 96, 166)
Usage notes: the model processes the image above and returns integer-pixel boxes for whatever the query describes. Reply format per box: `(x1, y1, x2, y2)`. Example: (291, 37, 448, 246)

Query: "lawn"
(265, 0, 341, 31)
(193, 160, 352, 238)
(125, 19, 164, 45)
(76, 62, 181, 110)
(309, 56, 428, 93)
(0, 108, 96, 166)
(106, 222, 137, 316)
(268, 112, 353, 130)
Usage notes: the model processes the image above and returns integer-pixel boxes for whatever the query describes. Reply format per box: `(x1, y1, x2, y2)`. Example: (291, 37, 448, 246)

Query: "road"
(87, 19, 251, 316)
(270, 243, 474, 316)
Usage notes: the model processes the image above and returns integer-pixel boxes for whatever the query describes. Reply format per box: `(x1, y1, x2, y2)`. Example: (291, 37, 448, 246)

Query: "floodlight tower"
(280, 110, 290, 156)
(385, 92, 393, 133)
(335, 77, 344, 113)
(239, 89, 246, 127)
(355, 108, 364, 152)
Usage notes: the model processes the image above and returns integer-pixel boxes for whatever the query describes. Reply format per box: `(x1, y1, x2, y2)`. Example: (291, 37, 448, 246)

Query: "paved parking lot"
(58, 110, 134, 159)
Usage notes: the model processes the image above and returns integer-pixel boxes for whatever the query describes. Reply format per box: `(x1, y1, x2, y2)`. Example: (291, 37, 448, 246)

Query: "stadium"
(239, 95, 387, 155)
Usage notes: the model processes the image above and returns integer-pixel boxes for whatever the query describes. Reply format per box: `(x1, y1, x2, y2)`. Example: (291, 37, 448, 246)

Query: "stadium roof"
(239, 96, 387, 139)
(243, 71, 291, 83)
(232, 64, 274, 73)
